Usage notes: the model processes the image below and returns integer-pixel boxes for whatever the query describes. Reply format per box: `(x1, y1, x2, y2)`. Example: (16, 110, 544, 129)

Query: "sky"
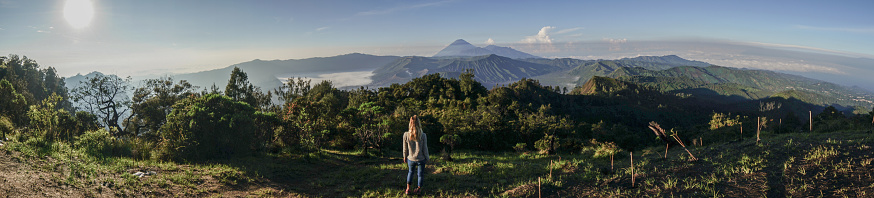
(1, 0, 873, 77)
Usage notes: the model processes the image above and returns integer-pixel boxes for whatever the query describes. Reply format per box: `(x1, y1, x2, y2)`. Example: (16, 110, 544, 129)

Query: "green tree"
(155, 94, 258, 161)
(0, 54, 70, 109)
(353, 102, 390, 155)
(274, 77, 311, 105)
(27, 93, 64, 141)
(0, 79, 28, 124)
(126, 77, 198, 138)
(225, 67, 271, 109)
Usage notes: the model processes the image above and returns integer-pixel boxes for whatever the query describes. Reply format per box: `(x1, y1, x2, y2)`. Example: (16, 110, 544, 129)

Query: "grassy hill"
(2, 129, 871, 197)
(593, 66, 874, 111)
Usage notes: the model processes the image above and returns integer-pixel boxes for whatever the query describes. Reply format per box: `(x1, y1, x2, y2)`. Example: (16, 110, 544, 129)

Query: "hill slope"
(602, 66, 874, 109)
(175, 53, 399, 91)
(371, 54, 558, 86)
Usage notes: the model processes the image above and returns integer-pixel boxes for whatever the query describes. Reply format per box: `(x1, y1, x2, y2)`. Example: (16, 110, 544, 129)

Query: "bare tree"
(71, 74, 132, 136)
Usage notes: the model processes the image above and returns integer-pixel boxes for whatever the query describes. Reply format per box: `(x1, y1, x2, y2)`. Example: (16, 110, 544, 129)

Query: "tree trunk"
(549, 133, 556, 155)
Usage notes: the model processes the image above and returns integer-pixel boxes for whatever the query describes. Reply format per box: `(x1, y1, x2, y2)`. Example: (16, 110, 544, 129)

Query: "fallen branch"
(671, 132, 698, 161)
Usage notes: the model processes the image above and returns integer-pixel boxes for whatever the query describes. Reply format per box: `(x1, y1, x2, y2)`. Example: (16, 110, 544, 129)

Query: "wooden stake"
(631, 152, 635, 187)
(664, 143, 669, 158)
(538, 177, 542, 198)
(610, 154, 614, 171)
(740, 122, 743, 139)
(757, 117, 761, 143)
(810, 111, 813, 132)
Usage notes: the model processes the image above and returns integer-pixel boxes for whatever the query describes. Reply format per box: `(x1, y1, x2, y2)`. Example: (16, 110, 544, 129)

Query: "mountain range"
(64, 39, 874, 114)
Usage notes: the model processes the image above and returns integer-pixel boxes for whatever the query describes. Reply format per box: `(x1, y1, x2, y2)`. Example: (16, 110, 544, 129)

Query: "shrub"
(0, 115, 12, 139)
(534, 135, 558, 154)
(74, 129, 131, 157)
(513, 143, 527, 152)
(584, 139, 622, 159)
(155, 94, 257, 161)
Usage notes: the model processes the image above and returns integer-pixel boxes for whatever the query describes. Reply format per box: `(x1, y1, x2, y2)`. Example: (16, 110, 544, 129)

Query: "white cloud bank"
(520, 26, 557, 52)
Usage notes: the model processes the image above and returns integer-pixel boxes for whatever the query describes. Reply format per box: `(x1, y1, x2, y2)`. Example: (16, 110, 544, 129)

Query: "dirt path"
(0, 151, 87, 198)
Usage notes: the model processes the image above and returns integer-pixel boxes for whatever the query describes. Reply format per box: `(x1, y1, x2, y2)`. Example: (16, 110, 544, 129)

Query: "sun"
(63, 0, 94, 29)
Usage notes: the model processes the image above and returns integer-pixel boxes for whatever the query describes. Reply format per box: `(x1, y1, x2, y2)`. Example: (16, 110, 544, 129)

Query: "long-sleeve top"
(403, 131, 429, 162)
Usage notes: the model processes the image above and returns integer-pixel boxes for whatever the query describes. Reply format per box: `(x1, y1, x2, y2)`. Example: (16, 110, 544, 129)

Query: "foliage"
(513, 143, 527, 152)
(27, 93, 82, 141)
(352, 102, 391, 155)
(0, 54, 71, 113)
(126, 77, 198, 139)
(74, 128, 131, 157)
(534, 135, 558, 154)
(225, 67, 271, 110)
(585, 139, 622, 159)
(0, 79, 28, 124)
(709, 112, 741, 130)
(439, 134, 460, 152)
(0, 115, 12, 139)
(155, 94, 257, 161)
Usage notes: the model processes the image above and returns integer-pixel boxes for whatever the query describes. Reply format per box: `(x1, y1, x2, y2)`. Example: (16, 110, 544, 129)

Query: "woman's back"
(403, 131, 429, 162)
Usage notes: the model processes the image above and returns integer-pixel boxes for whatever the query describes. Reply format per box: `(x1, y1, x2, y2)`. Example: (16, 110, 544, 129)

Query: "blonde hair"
(409, 115, 424, 141)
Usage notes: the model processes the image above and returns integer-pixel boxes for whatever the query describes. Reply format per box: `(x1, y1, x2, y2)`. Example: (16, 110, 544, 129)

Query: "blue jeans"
(407, 159, 426, 187)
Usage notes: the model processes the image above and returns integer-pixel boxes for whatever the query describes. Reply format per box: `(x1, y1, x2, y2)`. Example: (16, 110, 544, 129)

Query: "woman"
(403, 115, 429, 195)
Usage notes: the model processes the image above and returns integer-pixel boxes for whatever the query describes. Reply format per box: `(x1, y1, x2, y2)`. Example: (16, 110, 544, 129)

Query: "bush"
(513, 143, 527, 152)
(127, 138, 154, 160)
(155, 94, 257, 161)
(74, 129, 131, 157)
(584, 139, 622, 159)
(534, 135, 558, 154)
(0, 115, 12, 139)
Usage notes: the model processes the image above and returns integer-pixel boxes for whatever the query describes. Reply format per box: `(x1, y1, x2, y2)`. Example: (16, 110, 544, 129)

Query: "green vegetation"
(2, 54, 874, 196)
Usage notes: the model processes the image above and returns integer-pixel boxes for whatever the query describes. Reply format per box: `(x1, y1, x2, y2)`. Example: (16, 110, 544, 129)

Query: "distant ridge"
(371, 54, 556, 86)
(433, 39, 539, 59)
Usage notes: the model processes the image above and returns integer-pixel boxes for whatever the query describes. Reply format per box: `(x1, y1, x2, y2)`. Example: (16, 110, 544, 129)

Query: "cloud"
(795, 25, 874, 34)
(520, 26, 558, 53)
(603, 38, 627, 44)
(555, 27, 583, 34)
(356, 0, 454, 16)
(485, 38, 495, 45)
(315, 27, 329, 31)
(521, 26, 554, 44)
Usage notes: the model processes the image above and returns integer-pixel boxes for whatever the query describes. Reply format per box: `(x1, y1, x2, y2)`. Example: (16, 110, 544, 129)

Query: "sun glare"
(63, 0, 94, 29)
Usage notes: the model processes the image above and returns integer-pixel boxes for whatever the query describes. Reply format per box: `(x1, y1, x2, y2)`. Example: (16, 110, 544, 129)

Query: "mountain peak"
(434, 39, 539, 59)
(451, 39, 472, 45)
